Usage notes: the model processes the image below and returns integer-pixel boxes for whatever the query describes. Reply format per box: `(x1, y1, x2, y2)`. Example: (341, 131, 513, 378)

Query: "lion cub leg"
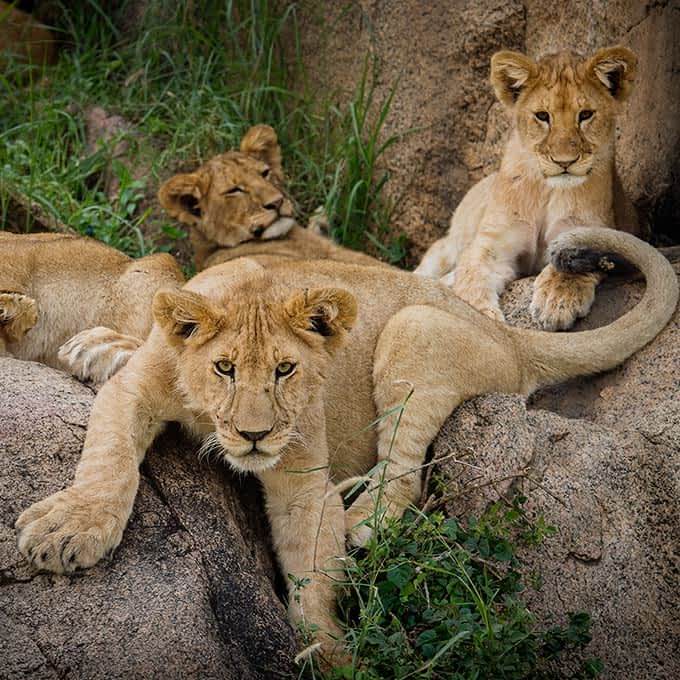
(58, 326, 143, 384)
(16, 349, 169, 573)
(451, 228, 525, 323)
(346, 306, 477, 547)
(260, 433, 347, 666)
(0, 292, 38, 351)
(415, 236, 459, 278)
(530, 264, 603, 331)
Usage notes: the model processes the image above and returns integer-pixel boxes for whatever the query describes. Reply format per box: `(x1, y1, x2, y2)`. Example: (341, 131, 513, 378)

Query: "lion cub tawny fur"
(15, 228, 678, 665)
(416, 46, 639, 330)
(0, 231, 184, 383)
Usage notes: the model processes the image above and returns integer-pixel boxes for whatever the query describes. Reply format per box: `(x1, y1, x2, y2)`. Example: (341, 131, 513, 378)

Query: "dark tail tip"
(551, 246, 635, 275)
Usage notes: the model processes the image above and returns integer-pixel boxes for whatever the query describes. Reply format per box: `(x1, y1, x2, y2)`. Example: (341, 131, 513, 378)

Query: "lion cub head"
(153, 271, 356, 473)
(491, 46, 637, 187)
(158, 125, 296, 247)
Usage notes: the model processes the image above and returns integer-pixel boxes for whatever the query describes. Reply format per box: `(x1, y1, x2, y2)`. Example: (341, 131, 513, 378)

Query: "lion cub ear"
(586, 46, 637, 102)
(153, 289, 223, 347)
(490, 50, 538, 107)
(285, 288, 357, 353)
(158, 171, 209, 226)
(240, 124, 283, 179)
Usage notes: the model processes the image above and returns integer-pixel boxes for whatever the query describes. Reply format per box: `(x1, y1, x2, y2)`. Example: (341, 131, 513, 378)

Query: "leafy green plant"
(303, 500, 601, 680)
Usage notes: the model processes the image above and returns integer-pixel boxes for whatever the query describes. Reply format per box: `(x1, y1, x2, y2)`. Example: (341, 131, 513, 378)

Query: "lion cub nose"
(237, 428, 271, 442)
(550, 155, 579, 170)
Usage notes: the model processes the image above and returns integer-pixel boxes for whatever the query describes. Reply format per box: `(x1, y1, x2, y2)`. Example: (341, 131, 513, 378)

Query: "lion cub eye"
(261, 168, 270, 178)
(275, 361, 296, 379)
(579, 110, 594, 122)
(534, 111, 550, 123)
(214, 359, 235, 378)
(225, 186, 244, 196)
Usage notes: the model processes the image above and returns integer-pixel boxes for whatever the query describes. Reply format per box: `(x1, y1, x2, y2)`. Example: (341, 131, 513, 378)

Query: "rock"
(433, 264, 680, 679)
(293, 0, 680, 258)
(82, 107, 136, 202)
(0, 358, 296, 679)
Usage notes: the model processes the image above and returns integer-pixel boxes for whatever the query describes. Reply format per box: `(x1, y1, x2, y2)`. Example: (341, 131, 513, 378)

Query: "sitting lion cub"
(416, 46, 640, 330)
(0, 231, 184, 382)
(158, 124, 382, 270)
(16, 228, 678, 665)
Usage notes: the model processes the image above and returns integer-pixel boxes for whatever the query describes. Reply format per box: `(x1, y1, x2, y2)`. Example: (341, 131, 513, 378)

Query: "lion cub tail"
(517, 228, 678, 392)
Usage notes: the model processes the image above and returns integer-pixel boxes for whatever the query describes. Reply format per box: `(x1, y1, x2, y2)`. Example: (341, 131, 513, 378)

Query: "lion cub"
(158, 124, 382, 270)
(15, 228, 678, 665)
(416, 46, 639, 330)
(0, 231, 183, 382)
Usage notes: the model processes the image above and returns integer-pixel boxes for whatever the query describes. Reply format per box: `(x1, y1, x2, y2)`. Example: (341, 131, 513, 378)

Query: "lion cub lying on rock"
(0, 231, 183, 382)
(417, 46, 640, 330)
(158, 124, 382, 270)
(16, 228, 678, 665)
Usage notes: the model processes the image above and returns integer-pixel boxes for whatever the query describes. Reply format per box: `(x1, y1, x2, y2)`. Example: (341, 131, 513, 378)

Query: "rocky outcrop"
(0, 359, 296, 679)
(2, 261, 678, 679)
(433, 261, 680, 679)
(293, 0, 680, 259)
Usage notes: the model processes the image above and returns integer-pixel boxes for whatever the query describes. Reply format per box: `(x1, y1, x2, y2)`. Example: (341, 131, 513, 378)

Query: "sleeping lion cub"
(158, 124, 381, 270)
(16, 228, 678, 665)
(0, 231, 183, 382)
(416, 46, 639, 330)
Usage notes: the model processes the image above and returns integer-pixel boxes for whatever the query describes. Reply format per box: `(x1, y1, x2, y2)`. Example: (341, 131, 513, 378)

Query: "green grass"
(0, 0, 406, 262)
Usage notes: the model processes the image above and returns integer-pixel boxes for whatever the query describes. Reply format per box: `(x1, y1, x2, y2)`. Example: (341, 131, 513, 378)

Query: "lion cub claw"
(59, 326, 143, 384)
(0, 292, 38, 344)
(16, 488, 125, 574)
(531, 264, 598, 331)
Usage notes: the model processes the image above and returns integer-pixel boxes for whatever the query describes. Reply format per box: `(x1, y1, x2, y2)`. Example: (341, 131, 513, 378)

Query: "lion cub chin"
(416, 45, 640, 331)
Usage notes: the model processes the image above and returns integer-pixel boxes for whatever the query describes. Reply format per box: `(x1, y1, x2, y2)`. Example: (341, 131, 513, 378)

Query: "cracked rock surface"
(435, 262, 680, 680)
(0, 359, 296, 680)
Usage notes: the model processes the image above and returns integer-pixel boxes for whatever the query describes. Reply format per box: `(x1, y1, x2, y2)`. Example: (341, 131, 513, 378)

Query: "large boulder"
(293, 0, 680, 259)
(433, 260, 680, 679)
(0, 358, 296, 679)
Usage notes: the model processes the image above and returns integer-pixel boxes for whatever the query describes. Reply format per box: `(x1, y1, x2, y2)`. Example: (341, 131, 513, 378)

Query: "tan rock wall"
(293, 0, 680, 261)
(433, 260, 680, 679)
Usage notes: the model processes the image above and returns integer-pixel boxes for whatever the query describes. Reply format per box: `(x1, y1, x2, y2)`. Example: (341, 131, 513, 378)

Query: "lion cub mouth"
(545, 173, 588, 188)
(261, 217, 296, 240)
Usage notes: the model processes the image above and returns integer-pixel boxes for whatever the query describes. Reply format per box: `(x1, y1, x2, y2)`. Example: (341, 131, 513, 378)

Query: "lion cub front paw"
(59, 326, 143, 384)
(16, 488, 125, 574)
(0, 292, 38, 343)
(531, 264, 597, 331)
(345, 506, 375, 548)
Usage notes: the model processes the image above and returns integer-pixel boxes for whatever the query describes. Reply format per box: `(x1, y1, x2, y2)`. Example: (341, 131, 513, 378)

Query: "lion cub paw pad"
(59, 326, 142, 384)
(531, 272, 596, 331)
(0, 293, 38, 341)
(16, 490, 123, 574)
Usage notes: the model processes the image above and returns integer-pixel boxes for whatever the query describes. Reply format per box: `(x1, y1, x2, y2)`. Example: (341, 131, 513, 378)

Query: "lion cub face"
(153, 277, 356, 473)
(158, 125, 295, 247)
(491, 46, 637, 187)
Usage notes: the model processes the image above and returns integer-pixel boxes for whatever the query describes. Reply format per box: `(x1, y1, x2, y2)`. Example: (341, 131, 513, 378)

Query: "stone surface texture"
(292, 0, 680, 261)
(433, 260, 680, 680)
(0, 358, 296, 680)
